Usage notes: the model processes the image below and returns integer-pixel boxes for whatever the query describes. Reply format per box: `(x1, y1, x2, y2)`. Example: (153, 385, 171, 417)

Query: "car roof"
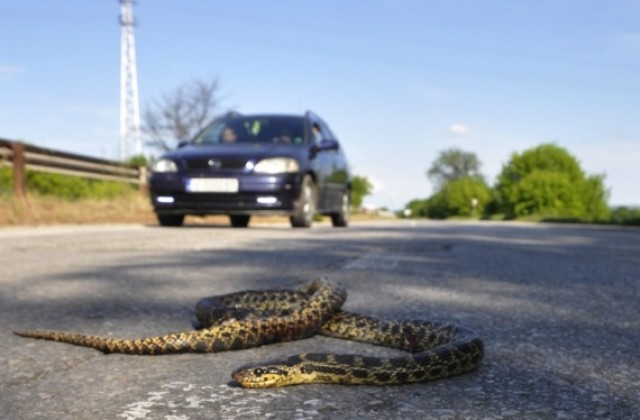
(221, 111, 322, 121)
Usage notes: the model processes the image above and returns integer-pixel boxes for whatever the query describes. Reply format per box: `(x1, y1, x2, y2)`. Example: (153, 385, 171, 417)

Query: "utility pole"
(119, 0, 142, 161)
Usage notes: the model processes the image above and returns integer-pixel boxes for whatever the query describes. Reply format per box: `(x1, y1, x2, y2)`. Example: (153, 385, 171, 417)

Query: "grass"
(0, 193, 265, 226)
(0, 193, 158, 226)
(0, 193, 397, 227)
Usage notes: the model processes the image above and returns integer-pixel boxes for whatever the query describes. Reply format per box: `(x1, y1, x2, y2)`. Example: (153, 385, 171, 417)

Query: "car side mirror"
(316, 139, 339, 151)
(177, 140, 191, 148)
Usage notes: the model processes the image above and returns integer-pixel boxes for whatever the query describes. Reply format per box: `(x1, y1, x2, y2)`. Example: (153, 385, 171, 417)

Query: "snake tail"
(13, 278, 346, 355)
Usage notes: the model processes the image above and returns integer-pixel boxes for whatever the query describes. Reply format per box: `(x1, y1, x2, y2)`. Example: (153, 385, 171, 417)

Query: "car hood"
(162, 143, 307, 161)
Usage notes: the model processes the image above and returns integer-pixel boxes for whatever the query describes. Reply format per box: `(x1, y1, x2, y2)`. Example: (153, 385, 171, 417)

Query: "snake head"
(231, 358, 316, 388)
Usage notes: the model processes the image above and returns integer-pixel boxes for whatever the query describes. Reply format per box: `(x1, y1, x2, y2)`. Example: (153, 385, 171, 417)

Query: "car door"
(315, 120, 347, 211)
(309, 120, 336, 211)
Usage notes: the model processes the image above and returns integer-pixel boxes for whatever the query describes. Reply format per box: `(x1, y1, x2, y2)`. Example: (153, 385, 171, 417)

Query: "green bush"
(351, 175, 374, 210)
(494, 143, 610, 221)
(0, 167, 12, 195)
(404, 177, 490, 219)
(86, 178, 136, 199)
(610, 206, 640, 226)
(25, 171, 136, 200)
(27, 172, 90, 199)
(404, 198, 432, 218)
(581, 175, 611, 221)
(510, 170, 584, 218)
(439, 177, 491, 217)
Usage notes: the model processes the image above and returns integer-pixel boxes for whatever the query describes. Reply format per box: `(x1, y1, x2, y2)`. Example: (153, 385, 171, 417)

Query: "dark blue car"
(149, 112, 351, 228)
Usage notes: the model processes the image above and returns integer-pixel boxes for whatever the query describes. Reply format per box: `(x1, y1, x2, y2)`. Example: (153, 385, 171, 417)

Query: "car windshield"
(192, 116, 306, 146)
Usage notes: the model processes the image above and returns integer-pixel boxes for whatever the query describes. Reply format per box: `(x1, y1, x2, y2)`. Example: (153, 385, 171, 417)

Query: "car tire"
(229, 215, 251, 228)
(331, 190, 350, 228)
(157, 214, 185, 227)
(290, 175, 316, 228)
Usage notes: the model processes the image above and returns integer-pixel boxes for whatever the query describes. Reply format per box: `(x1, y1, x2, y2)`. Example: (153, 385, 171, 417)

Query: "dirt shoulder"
(0, 195, 390, 227)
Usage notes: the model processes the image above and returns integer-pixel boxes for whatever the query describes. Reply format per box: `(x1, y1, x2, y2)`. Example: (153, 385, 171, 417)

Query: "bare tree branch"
(143, 77, 223, 151)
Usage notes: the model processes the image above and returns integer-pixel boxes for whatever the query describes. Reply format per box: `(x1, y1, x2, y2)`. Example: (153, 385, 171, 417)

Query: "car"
(149, 111, 352, 228)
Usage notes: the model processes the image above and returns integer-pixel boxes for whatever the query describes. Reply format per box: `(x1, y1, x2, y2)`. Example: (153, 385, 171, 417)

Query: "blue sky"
(1, 1, 639, 208)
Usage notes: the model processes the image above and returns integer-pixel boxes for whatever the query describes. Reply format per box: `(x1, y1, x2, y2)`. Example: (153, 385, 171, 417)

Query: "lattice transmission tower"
(119, 0, 142, 160)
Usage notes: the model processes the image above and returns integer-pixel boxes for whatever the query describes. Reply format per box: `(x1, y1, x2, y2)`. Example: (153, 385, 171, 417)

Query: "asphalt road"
(1, 220, 638, 419)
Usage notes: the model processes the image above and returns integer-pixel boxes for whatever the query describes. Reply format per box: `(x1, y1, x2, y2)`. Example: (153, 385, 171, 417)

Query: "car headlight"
(152, 159, 178, 173)
(253, 158, 299, 174)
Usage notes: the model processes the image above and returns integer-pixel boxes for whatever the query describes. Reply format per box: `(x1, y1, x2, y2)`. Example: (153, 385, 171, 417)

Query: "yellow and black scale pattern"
(222, 306, 483, 387)
(14, 278, 484, 387)
(186, 281, 482, 387)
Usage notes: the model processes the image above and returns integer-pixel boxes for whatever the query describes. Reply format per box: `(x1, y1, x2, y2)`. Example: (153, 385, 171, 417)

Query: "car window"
(193, 116, 306, 146)
(311, 120, 339, 144)
(322, 123, 338, 142)
(311, 122, 328, 143)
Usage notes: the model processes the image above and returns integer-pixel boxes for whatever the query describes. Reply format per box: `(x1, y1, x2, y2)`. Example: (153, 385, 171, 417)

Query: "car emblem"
(207, 158, 222, 169)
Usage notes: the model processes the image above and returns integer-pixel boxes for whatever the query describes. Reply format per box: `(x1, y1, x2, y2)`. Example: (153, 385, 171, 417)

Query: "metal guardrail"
(0, 139, 147, 197)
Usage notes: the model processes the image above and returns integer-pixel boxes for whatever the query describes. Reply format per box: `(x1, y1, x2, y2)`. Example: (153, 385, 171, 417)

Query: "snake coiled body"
(14, 278, 484, 387)
(196, 288, 483, 387)
(239, 312, 483, 386)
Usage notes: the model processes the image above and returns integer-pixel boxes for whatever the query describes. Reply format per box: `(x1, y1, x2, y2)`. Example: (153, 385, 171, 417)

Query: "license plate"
(186, 178, 239, 193)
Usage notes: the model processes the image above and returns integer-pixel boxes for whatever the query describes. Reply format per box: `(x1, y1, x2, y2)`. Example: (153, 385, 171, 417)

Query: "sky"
(1, 1, 639, 209)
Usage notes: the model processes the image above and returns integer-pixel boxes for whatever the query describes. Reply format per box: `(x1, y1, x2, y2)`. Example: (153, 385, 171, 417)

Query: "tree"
(404, 198, 430, 218)
(351, 175, 374, 209)
(403, 177, 490, 219)
(439, 177, 491, 217)
(143, 77, 224, 151)
(427, 148, 483, 191)
(495, 143, 610, 220)
(581, 174, 610, 220)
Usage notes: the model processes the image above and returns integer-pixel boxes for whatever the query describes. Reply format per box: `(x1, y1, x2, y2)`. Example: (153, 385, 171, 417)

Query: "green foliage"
(610, 206, 640, 226)
(27, 172, 90, 199)
(405, 177, 490, 219)
(422, 193, 448, 219)
(581, 174, 611, 221)
(498, 143, 585, 184)
(404, 198, 430, 218)
(427, 148, 483, 191)
(126, 154, 150, 167)
(25, 171, 136, 200)
(407, 147, 488, 219)
(408, 143, 617, 224)
(88, 178, 138, 199)
(510, 171, 583, 218)
(0, 167, 13, 195)
(440, 177, 491, 217)
(495, 143, 610, 221)
(351, 175, 374, 209)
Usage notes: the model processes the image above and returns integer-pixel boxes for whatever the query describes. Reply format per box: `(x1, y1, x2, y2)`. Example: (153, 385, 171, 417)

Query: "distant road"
(2, 221, 638, 419)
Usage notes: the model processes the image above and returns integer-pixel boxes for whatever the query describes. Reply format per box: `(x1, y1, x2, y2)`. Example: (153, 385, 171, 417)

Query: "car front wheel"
(157, 214, 185, 227)
(331, 190, 350, 228)
(290, 175, 316, 228)
(229, 215, 251, 228)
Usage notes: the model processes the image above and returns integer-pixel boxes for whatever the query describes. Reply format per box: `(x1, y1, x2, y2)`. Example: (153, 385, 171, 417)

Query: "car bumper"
(149, 173, 301, 216)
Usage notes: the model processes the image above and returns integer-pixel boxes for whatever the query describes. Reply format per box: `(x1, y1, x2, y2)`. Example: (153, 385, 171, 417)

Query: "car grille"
(183, 158, 248, 172)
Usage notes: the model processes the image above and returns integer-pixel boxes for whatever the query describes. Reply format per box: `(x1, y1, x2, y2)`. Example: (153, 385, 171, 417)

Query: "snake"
(13, 278, 484, 387)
